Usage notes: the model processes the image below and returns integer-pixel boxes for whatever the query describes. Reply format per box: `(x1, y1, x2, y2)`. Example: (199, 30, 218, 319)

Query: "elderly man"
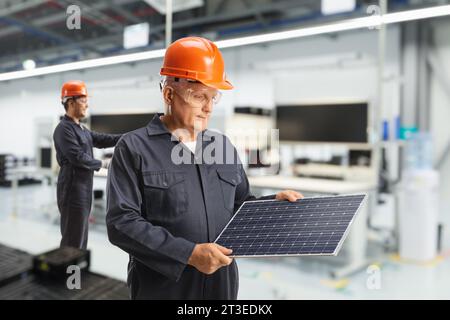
(106, 37, 303, 300)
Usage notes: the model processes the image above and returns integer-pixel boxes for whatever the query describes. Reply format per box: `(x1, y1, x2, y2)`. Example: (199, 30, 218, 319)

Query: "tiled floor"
(1, 182, 449, 300)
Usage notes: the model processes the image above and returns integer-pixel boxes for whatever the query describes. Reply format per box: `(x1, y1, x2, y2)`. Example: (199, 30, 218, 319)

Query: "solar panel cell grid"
(215, 194, 366, 257)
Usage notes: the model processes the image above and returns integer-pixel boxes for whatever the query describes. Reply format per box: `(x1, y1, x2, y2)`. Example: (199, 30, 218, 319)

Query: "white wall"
(0, 25, 401, 158)
(430, 19, 450, 216)
(431, 19, 450, 164)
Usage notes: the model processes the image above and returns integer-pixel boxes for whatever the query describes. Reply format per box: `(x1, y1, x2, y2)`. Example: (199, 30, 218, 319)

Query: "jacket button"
(162, 181, 168, 187)
(231, 179, 236, 184)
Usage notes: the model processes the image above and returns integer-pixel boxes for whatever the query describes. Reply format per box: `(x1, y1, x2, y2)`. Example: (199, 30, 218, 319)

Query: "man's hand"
(275, 190, 304, 202)
(188, 243, 233, 275)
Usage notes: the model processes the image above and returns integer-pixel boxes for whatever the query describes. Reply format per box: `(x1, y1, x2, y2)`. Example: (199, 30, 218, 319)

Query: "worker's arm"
(106, 140, 195, 282)
(53, 124, 102, 171)
(90, 130, 122, 149)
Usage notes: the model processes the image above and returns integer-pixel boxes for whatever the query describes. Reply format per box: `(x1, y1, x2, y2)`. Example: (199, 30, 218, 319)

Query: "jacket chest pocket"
(217, 169, 242, 214)
(142, 171, 187, 223)
(78, 134, 90, 147)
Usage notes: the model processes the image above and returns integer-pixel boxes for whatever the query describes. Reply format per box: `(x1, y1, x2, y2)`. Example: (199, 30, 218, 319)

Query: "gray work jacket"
(106, 114, 273, 299)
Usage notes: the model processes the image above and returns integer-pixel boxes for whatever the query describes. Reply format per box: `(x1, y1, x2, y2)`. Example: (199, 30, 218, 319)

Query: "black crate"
(18, 178, 42, 186)
(33, 247, 90, 280)
(0, 244, 33, 286)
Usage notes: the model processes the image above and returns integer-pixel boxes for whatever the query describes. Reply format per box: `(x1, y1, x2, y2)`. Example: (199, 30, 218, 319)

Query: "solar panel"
(215, 194, 366, 257)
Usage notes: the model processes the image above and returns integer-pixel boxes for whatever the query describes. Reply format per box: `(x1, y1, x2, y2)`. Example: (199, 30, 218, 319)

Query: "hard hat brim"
(201, 79, 234, 90)
(61, 93, 88, 99)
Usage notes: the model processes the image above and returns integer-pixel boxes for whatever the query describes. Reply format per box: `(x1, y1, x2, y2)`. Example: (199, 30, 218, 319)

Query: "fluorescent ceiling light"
(0, 4, 449, 82)
(0, 49, 165, 82)
(215, 16, 382, 48)
(383, 5, 450, 23)
(215, 5, 450, 48)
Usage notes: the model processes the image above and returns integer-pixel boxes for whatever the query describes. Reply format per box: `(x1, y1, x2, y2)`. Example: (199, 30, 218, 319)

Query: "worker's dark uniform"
(106, 114, 274, 300)
(53, 115, 121, 249)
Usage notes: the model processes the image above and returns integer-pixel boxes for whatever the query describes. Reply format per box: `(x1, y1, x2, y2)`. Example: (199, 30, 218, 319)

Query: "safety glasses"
(160, 78, 222, 108)
(75, 97, 88, 104)
(61, 96, 87, 104)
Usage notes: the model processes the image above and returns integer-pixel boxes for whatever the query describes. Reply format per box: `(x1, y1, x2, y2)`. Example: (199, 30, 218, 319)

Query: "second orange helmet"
(61, 80, 88, 100)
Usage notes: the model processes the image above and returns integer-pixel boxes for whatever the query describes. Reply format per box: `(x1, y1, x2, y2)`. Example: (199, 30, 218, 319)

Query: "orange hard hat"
(61, 80, 88, 100)
(160, 37, 233, 90)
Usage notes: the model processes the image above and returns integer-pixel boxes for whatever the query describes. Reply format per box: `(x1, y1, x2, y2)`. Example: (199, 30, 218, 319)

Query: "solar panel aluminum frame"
(214, 193, 367, 258)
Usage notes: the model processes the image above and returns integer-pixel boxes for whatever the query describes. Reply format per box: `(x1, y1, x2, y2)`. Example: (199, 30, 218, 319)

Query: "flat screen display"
(40, 147, 52, 168)
(276, 103, 368, 143)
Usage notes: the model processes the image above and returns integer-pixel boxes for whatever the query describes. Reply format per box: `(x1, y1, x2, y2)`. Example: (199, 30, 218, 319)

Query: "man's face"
(169, 82, 218, 132)
(70, 96, 88, 119)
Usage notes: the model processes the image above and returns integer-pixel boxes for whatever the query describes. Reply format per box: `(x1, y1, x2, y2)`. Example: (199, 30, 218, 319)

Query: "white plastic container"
(397, 169, 439, 262)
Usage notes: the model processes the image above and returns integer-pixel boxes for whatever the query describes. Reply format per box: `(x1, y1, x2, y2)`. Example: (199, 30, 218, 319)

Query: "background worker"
(53, 80, 122, 249)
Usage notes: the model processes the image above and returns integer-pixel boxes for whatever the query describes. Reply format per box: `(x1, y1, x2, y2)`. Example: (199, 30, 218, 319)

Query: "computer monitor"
(89, 113, 156, 134)
(40, 147, 52, 169)
(276, 103, 368, 143)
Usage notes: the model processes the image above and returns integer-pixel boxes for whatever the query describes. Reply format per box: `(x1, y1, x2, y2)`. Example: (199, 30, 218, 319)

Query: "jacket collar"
(146, 113, 215, 139)
(63, 114, 83, 128)
(63, 114, 76, 122)
(146, 113, 170, 136)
